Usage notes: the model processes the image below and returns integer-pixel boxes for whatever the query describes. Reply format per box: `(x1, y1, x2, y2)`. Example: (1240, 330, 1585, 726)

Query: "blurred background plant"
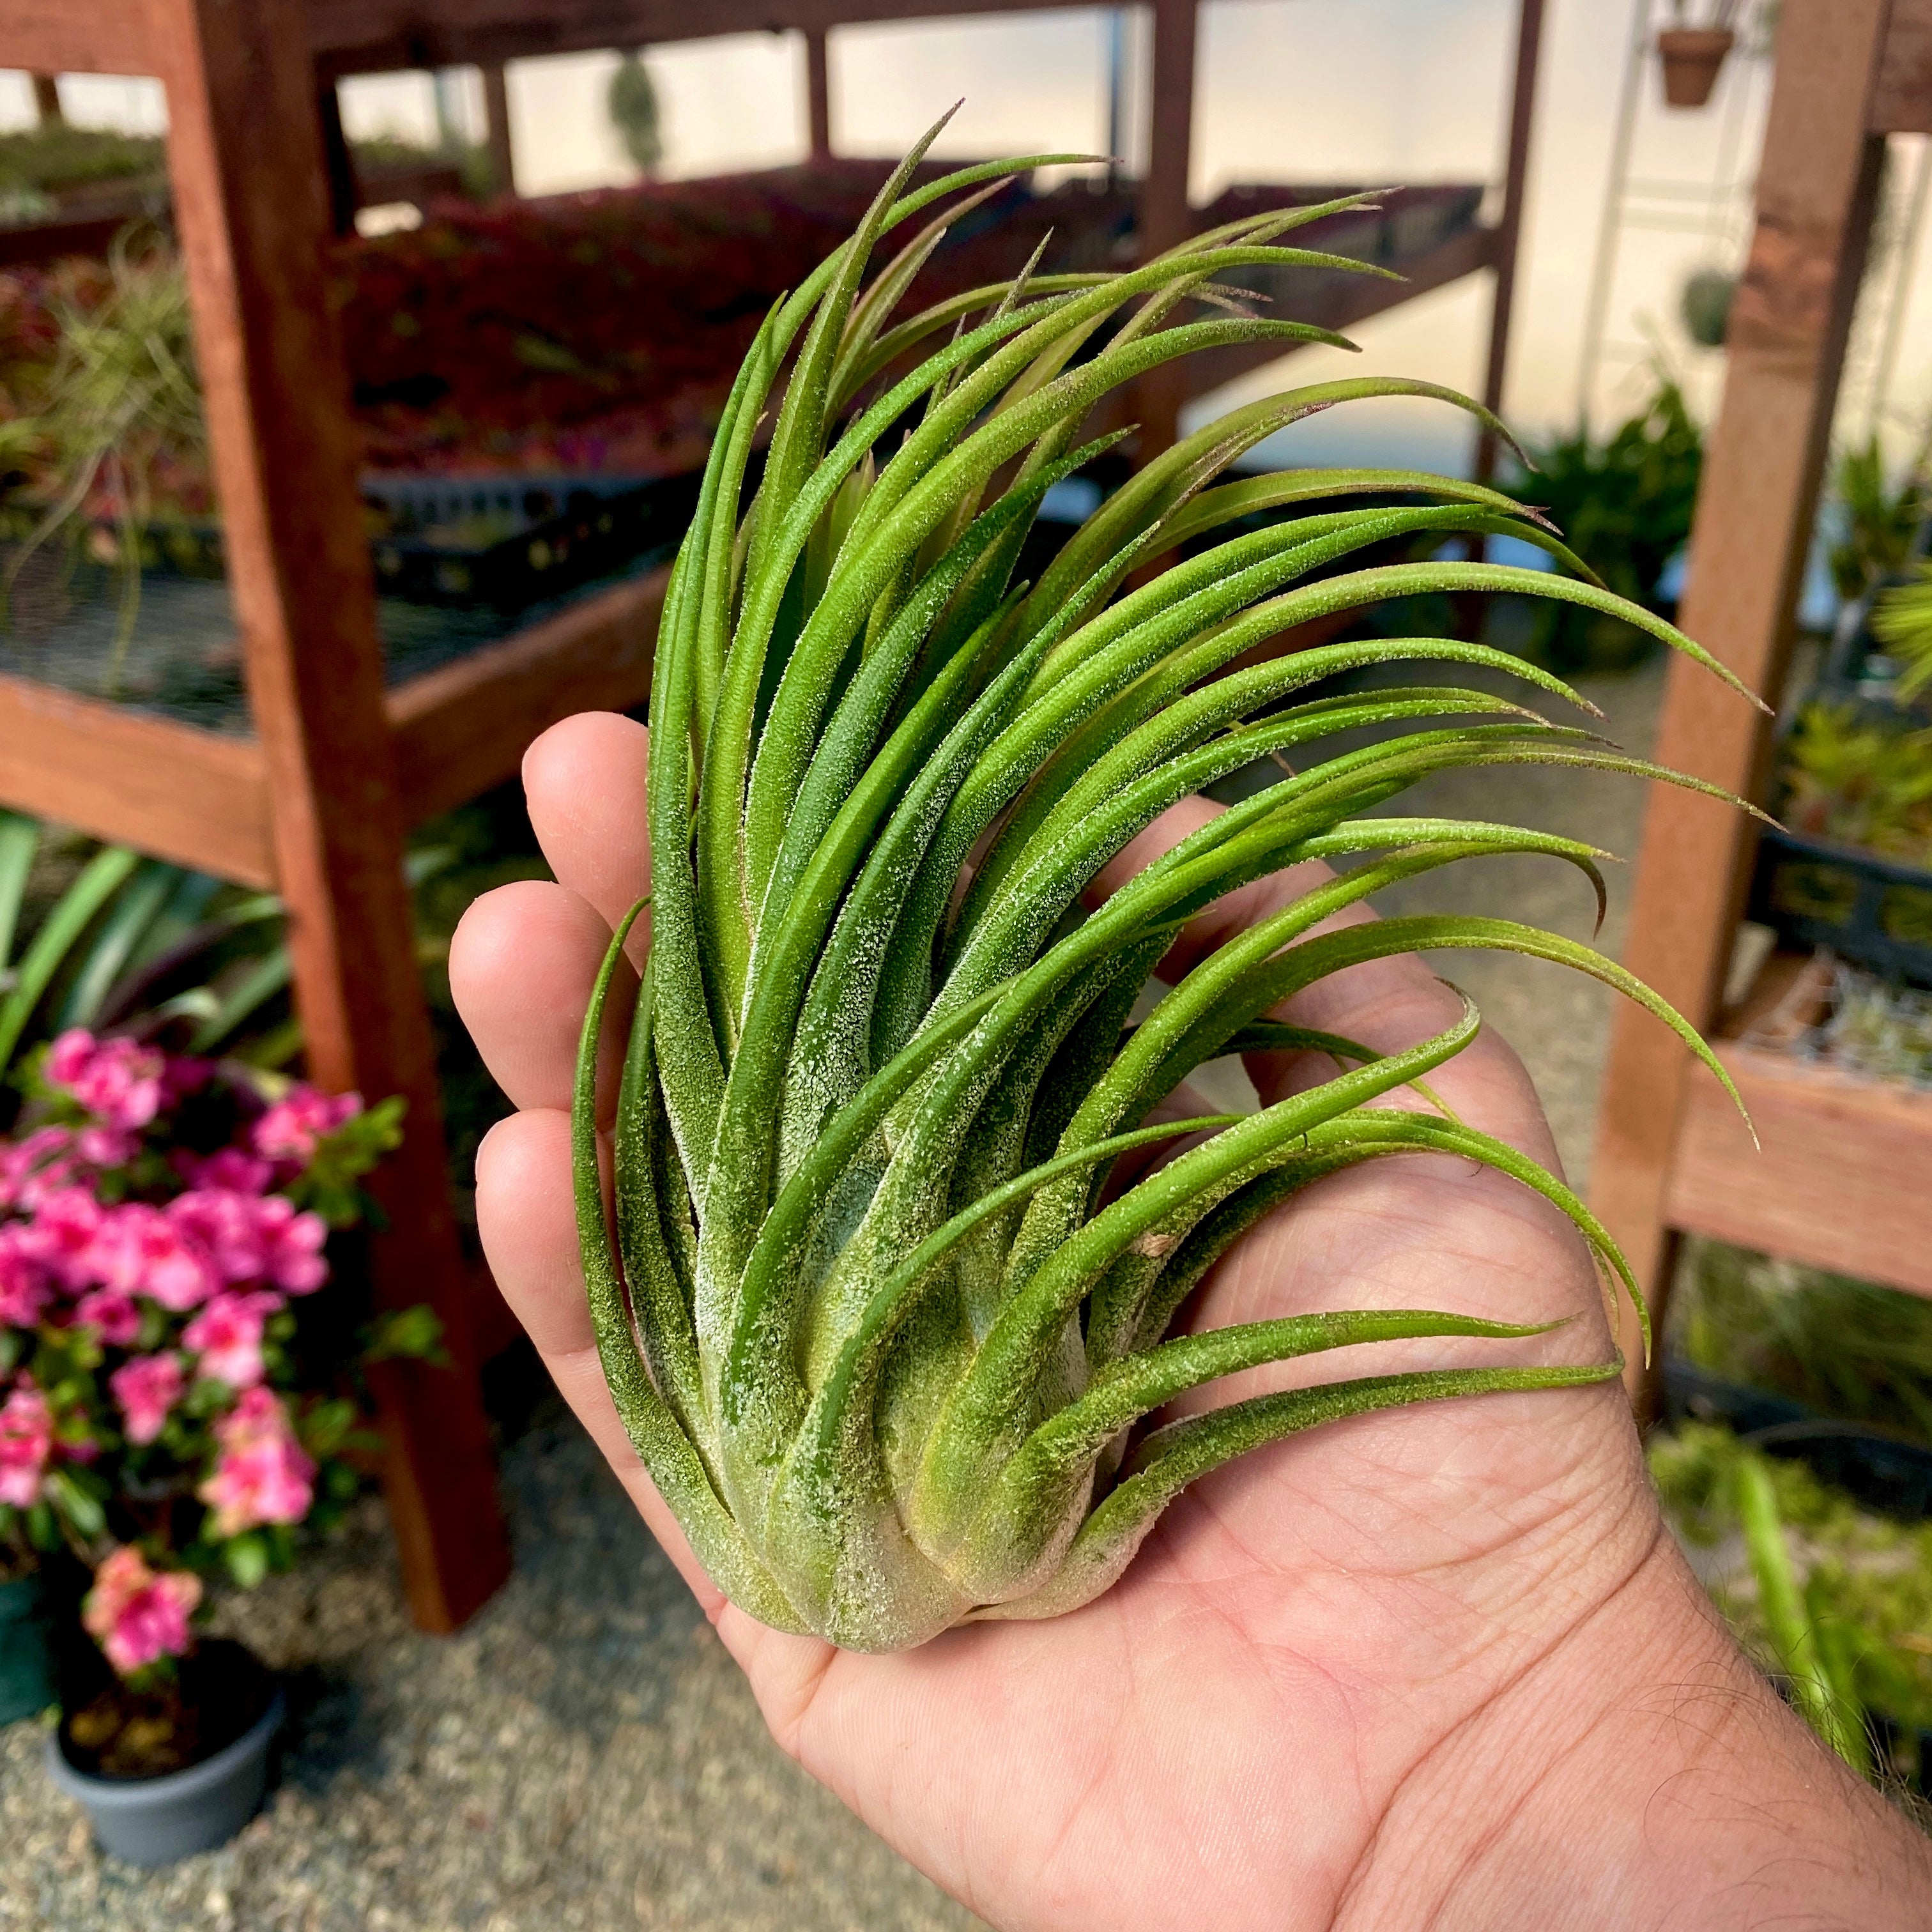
(1508, 371, 1702, 672)
(1671, 1238, 1932, 1445)
(606, 52, 663, 178)
(0, 234, 207, 688)
(1779, 701, 1932, 862)
(1828, 434, 1930, 608)
(1649, 1423, 1932, 1781)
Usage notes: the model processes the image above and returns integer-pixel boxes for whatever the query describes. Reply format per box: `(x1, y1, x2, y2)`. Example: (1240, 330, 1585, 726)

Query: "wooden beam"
(1473, 0, 1544, 486)
(1590, 0, 1891, 1395)
(32, 73, 63, 124)
(1873, 0, 1932, 134)
(0, 3, 159, 75)
(317, 77, 358, 237)
(156, 0, 509, 1632)
(309, 0, 1111, 76)
(481, 59, 516, 197)
(388, 568, 665, 826)
(805, 26, 834, 162)
(0, 676, 275, 887)
(1134, 0, 1199, 464)
(1667, 1044, 1932, 1301)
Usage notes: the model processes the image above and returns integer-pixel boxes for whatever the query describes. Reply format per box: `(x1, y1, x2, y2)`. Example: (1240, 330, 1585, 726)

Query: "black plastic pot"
(47, 1659, 284, 1867)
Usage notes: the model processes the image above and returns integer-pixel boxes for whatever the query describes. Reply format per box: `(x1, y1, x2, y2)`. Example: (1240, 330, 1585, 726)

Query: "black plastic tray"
(1746, 825, 1932, 988)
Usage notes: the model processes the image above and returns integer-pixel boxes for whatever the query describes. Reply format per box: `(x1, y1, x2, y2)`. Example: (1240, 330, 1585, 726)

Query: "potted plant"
(1658, 2, 1742, 110)
(0, 1023, 429, 1864)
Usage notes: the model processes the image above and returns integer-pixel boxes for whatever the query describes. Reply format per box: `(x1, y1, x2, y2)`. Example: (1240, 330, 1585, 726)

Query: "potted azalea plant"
(0, 1022, 421, 1865)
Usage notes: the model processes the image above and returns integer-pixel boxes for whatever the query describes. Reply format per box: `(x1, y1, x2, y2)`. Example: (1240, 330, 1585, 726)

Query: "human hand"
(452, 711, 1929, 1932)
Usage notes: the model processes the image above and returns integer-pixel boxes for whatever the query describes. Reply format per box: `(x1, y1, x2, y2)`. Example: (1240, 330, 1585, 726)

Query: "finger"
(523, 712, 653, 959)
(450, 880, 633, 1117)
(475, 1108, 725, 1617)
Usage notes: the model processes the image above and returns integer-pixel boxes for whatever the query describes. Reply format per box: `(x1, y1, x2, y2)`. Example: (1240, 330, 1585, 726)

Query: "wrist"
(1345, 1522, 1932, 1929)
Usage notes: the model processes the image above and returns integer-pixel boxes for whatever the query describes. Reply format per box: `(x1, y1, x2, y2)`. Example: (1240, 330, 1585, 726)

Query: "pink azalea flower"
(161, 1055, 213, 1102)
(90, 1202, 218, 1311)
(182, 1290, 282, 1389)
(187, 1148, 274, 1197)
(82, 1547, 201, 1676)
(75, 1124, 139, 1169)
(250, 1196, 329, 1294)
(19, 1184, 105, 1289)
(43, 1031, 165, 1132)
(0, 1126, 72, 1212)
(0, 1379, 52, 1508)
(252, 1087, 361, 1165)
(166, 1189, 270, 1284)
(199, 1386, 314, 1536)
(109, 1353, 185, 1446)
(0, 1226, 52, 1328)
(72, 1288, 142, 1346)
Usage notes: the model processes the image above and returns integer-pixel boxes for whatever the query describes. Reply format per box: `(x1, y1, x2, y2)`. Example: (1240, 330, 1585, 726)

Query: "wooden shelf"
(1668, 1039, 1932, 1302)
(0, 567, 667, 880)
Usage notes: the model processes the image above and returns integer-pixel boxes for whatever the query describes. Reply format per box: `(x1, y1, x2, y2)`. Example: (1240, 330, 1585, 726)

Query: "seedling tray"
(364, 470, 700, 610)
(1747, 826, 1932, 988)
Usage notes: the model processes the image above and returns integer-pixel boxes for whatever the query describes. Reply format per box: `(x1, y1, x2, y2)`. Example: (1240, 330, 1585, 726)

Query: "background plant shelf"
(0, 0, 1551, 1634)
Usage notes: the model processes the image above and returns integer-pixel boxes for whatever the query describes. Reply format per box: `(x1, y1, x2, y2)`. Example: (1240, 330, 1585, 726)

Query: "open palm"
(454, 712, 1765, 1932)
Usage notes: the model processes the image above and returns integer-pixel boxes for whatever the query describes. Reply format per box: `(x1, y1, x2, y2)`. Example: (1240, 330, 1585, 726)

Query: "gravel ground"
(1, 1401, 978, 1932)
(0, 652, 1669, 1931)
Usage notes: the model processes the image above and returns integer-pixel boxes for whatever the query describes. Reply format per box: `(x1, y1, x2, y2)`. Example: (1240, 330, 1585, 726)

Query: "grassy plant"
(1652, 1422, 1932, 1774)
(1673, 1239, 1932, 1443)
(0, 233, 205, 689)
(573, 125, 1759, 1650)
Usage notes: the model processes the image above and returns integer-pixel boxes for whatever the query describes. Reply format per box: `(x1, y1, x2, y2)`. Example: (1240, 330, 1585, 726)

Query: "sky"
(5, 0, 1928, 475)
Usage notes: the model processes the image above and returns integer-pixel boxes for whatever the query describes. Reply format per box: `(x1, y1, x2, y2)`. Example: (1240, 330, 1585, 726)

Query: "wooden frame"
(1591, 0, 1932, 1400)
(2, 0, 1547, 1627)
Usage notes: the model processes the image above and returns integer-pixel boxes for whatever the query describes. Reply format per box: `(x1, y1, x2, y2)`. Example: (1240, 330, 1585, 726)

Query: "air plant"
(571, 121, 1756, 1651)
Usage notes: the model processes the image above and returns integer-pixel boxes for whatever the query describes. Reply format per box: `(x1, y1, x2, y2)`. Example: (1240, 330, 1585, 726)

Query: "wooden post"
(1472, 0, 1545, 486)
(482, 60, 516, 197)
(154, 0, 510, 1630)
(804, 27, 833, 162)
(32, 73, 63, 124)
(1590, 0, 1890, 1401)
(1134, 0, 1198, 464)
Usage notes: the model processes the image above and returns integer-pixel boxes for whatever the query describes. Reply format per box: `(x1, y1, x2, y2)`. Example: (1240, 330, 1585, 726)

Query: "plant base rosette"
(564, 122, 1760, 1652)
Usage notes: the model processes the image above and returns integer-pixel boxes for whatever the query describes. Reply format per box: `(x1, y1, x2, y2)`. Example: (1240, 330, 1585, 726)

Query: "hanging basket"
(1657, 27, 1735, 109)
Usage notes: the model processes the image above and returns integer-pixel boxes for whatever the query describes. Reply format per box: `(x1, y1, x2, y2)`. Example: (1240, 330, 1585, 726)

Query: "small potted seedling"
(1659, 1, 1742, 110)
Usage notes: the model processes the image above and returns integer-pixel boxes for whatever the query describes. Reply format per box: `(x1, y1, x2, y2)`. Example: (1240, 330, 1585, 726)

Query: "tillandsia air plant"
(572, 119, 1759, 1652)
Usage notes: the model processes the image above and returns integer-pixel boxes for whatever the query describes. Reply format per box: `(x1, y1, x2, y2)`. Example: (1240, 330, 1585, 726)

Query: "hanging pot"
(1658, 27, 1735, 109)
(0, 1569, 59, 1726)
(46, 1641, 283, 1867)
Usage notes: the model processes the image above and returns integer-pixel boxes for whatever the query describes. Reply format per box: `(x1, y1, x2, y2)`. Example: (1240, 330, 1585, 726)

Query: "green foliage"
(1652, 1422, 1932, 1763)
(1778, 700, 1932, 862)
(0, 126, 164, 199)
(564, 125, 1759, 1650)
(0, 235, 205, 688)
(286, 1094, 407, 1229)
(1673, 1239, 1932, 1443)
(608, 54, 664, 176)
(1510, 376, 1703, 672)
(0, 811, 291, 1091)
(1831, 435, 1929, 606)
(1871, 562, 1932, 703)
